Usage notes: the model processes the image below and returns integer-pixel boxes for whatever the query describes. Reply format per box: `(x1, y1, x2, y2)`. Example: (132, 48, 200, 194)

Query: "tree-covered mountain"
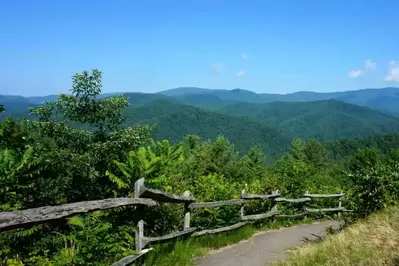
(261, 87, 399, 116)
(159, 87, 399, 116)
(215, 100, 399, 141)
(0, 92, 168, 119)
(0, 95, 37, 119)
(3, 86, 399, 116)
(123, 99, 291, 159)
(2, 90, 399, 158)
(120, 97, 399, 157)
(159, 87, 265, 103)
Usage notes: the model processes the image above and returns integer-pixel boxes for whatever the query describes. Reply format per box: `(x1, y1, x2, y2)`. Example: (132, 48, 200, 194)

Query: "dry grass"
(275, 207, 399, 266)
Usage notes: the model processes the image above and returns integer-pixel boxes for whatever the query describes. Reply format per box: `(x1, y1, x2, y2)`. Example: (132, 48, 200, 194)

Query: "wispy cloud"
(348, 59, 375, 78)
(385, 60, 399, 82)
(241, 53, 248, 61)
(236, 68, 245, 77)
(211, 64, 223, 73)
(348, 69, 363, 78)
(365, 59, 376, 71)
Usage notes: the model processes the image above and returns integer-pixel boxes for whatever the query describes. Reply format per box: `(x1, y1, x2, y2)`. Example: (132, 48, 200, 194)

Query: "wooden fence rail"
(0, 197, 157, 231)
(0, 177, 352, 266)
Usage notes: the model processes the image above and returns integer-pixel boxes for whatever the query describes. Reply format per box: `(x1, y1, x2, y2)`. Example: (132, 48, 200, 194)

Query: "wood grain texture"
(192, 222, 248, 237)
(275, 213, 308, 218)
(135, 177, 195, 203)
(304, 192, 345, 198)
(188, 199, 246, 209)
(111, 248, 153, 266)
(274, 197, 311, 203)
(241, 193, 280, 200)
(146, 227, 197, 244)
(241, 210, 278, 221)
(140, 188, 195, 203)
(0, 198, 157, 231)
(306, 207, 345, 213)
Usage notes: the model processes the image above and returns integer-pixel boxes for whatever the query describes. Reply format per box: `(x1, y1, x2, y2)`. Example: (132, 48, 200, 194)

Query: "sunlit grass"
(274, 207, 399, 266)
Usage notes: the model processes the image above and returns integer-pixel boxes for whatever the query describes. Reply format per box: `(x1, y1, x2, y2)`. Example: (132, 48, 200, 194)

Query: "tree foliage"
(0, 69, 398, 265)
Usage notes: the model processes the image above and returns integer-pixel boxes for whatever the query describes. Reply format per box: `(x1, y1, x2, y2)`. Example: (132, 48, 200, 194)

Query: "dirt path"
(194, 220, 341, 266)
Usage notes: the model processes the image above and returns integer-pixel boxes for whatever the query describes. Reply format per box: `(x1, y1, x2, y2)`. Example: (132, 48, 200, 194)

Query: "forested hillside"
(2, 88, 399, 159)
(1, 69, 399, 265)
(123, 99, 291, 159)
(215, 100, 399, 141)
(0, 95, 37, 119)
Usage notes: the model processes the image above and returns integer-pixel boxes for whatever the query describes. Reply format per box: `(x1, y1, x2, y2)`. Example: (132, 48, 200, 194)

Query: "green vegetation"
(275, 206, 399, 266)
(214, 100, 399, 141)
(325, 133, 399, 160)
(124, 99, 291, 160)
(0, 70, 398, 265)
(2, 88, 399, 159)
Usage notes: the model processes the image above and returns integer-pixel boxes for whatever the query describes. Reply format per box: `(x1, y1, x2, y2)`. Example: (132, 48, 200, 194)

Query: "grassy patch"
(274, 207, 399, 266)
(139, 217, 315, 266)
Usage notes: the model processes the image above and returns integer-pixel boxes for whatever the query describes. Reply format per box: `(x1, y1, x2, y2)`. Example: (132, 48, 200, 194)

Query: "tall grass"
(275, 207, 399, 266)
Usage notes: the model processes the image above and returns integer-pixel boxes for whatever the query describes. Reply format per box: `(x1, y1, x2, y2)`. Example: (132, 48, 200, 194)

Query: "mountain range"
(1, 87, 399, 159)
(158, 87, 399, 116)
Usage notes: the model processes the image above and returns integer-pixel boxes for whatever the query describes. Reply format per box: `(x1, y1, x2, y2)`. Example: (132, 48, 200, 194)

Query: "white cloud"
(348, 69, 363, 78)
(347, 59, 374, 78)
(385, 61, 399, 82)
(241, 53, 248, 60)
(236, 68, 245, 77)
(365, 59, 376, 71)
(211, 64, 223, 73)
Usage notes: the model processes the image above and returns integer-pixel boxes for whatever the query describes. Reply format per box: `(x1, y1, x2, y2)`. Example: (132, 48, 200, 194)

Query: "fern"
(106, 170, 128, 189)
(2, 225, 42, 240)
(67, 216, 85, 228)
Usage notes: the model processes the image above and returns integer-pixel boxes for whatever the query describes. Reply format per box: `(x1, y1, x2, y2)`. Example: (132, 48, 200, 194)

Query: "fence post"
(135, 220, 145, 252)
(183, 190, 191, 229)
(134, 178, 145, 198)
(240, 189, 245, 219)
(271, 190, 278, 223)
(305, 190, 309, 219)
(271, 190, 279, 212)
(135, 178, 146, 252)
(338, 191, 343, 218)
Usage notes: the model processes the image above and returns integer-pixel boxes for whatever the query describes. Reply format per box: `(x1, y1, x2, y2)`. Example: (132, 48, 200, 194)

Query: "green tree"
(347, 148, 397, 217)
(31, 69, 129, 140)
(303, 139, 328, 169)
(242, 147, 267, 181)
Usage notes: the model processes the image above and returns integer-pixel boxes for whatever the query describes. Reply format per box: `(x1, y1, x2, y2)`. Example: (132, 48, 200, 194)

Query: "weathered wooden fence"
(0, 178, 352, 266)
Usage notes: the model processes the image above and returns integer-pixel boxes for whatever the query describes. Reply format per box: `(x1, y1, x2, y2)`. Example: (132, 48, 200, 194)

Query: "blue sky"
(1, 0, 399, 96)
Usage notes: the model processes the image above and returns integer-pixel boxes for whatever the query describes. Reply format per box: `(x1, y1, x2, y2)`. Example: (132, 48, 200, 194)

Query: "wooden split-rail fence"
(0, 178, 352, 266)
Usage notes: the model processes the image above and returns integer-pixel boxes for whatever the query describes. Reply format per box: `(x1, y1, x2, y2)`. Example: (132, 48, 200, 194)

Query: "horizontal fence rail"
(0, 197, 157, 231)
(188, 199, 246, 209)
(0, 177, 352, 265)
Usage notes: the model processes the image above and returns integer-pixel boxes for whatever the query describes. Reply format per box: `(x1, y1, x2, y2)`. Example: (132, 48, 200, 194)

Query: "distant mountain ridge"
(158, 87, 399, 116)
(214, 99, 399, 141)
(2, 89, 399, 158)
(2, 86, 399, 116)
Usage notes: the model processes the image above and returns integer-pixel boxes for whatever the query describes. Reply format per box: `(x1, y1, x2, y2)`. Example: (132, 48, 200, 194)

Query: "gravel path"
(194, 220, 341, 266)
